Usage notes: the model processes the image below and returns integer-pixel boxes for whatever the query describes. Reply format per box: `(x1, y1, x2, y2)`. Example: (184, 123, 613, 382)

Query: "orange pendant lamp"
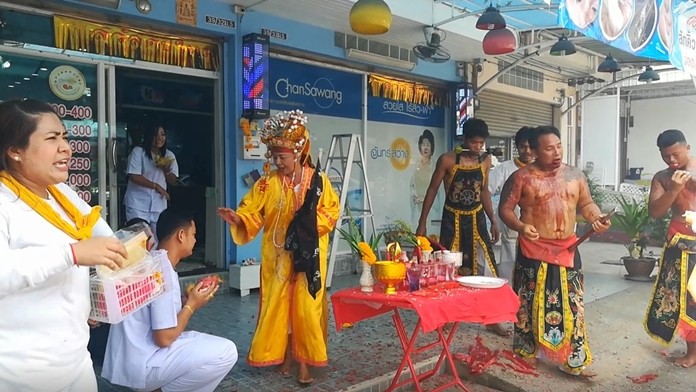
(349, 0, 392, 35)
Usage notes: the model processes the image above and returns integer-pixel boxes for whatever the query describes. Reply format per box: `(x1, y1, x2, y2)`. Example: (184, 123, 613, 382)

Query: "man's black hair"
(529, 126, 561, 150)
(156, 208, 195, 243)
(656, 129, 687, 149)
(462, 118, 489, 140)
(514, 126, 533, 148)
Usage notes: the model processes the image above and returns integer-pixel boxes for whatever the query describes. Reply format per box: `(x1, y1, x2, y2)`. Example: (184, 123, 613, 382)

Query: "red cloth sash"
(668, 220, 696, 241)
(518, 235, 578, 268)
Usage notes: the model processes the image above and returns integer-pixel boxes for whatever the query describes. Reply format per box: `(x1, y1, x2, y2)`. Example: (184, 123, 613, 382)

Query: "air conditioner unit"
(77, 0, 121, 9)
(345, 48, 416, 71)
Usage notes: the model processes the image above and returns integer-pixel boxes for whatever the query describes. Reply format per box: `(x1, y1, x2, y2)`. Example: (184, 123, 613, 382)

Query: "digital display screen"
(454, 85, 474, 137)
(242, 33, 269, 119)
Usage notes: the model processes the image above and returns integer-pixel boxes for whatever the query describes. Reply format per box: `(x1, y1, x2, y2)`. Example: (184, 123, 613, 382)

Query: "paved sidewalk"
(96, 241, 695, 392)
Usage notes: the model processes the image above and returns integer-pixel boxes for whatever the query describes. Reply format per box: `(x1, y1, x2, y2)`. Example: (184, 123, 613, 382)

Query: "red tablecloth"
(331, 282, 520, 333)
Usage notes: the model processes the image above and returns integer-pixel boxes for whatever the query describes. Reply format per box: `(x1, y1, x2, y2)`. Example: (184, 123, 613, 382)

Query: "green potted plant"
(612, 195, 663, 280)
(336, 214, 382, 292)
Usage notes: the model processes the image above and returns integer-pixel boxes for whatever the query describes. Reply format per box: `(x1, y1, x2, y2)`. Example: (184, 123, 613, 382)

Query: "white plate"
(455, 276, 508, 289)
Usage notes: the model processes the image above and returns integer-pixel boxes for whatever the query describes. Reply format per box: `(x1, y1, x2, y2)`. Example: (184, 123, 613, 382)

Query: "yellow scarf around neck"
(0, 171, 102, 240)
(514, 158, 528, 168)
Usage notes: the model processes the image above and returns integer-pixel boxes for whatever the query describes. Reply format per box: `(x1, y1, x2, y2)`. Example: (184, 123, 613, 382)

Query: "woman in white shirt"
(123, 123, 179, 235)
(0, 99, 127, 391)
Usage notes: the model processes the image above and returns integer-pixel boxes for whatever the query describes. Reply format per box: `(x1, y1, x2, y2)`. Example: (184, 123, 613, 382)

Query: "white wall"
(627, 95, 696, 179)
(581, 95, 621, 188)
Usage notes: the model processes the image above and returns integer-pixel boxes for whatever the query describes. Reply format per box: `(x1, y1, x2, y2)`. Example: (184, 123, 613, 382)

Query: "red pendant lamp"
(482, 28, 517, 55)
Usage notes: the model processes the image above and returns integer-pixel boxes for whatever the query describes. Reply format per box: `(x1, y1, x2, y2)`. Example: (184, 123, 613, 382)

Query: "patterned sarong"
(645, 232, 696, 344)
(513, 246, 591, 374)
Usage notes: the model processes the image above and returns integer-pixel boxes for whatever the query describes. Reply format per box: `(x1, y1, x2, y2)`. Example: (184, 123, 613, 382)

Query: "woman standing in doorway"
(123, 122, 178, 235)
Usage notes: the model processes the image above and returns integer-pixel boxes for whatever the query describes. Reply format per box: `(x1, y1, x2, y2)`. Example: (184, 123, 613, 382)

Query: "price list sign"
(52, 103, 98, 205)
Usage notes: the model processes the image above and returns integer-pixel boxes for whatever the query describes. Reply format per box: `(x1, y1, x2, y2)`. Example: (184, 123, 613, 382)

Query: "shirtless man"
(499, 126, 610, 376)
(416, 118, 505, 336)
(644, 129, 696, 368)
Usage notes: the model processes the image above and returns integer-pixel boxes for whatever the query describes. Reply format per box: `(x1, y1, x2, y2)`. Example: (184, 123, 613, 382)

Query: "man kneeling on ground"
(102, 208, 238, 392)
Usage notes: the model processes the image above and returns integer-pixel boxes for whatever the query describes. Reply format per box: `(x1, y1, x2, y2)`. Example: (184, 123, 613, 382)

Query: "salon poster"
(558, 0, 689, 62)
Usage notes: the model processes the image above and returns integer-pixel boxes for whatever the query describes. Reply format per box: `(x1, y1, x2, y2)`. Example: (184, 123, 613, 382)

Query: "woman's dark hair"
(140, 122, 168, 161)
(529, 126, 561, 150)
(418, 129, 435, 155)
(0, 99, 58, 171)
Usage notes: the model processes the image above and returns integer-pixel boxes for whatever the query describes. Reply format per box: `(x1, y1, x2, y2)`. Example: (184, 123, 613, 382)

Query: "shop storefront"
(266, 56, 449, 274)
(0, 4, 226, 268)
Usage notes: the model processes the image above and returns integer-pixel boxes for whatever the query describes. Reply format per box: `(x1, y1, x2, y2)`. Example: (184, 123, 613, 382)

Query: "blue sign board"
(269, 58, 362, 119)
(367, 96, 445, 127)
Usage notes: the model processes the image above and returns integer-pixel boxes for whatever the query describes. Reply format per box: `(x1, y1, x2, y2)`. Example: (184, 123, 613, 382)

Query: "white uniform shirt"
(488, 159, 522, 241)
(102, 252, 180, 389)
(123, 147, 179, 214)
(0, 182, 113, 391)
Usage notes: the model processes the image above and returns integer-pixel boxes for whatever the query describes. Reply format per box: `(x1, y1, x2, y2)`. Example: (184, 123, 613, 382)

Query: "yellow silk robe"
(230, 167, 339, 367)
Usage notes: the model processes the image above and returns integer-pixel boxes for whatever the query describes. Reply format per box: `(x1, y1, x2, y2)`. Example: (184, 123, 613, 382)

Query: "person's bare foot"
(277, 356, 292, 376)
(674, 353, 696, 368)
(559, 366, 597, 378)
(298, 362, 314, 385)
(486, 324, 511, 337)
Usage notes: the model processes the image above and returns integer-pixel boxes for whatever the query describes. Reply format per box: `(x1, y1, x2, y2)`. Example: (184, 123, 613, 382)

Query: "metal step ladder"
(324, 134, 376, 288)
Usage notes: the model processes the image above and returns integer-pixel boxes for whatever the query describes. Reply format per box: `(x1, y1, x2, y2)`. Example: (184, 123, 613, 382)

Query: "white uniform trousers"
(133, 331, 238, 392)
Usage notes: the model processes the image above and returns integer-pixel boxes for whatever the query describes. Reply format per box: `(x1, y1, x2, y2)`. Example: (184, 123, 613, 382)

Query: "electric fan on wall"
(412, 26, 451, 63)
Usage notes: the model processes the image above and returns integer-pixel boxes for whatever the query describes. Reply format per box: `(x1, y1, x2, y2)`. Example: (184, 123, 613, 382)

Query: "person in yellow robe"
(218, 110, 339, 386)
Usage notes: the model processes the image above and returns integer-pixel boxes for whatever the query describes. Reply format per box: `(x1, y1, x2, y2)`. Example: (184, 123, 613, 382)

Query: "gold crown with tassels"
(259, 110, 311, 178)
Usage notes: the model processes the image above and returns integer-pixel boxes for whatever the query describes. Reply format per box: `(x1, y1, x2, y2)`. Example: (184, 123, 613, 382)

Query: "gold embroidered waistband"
(444, 204, 482, 216)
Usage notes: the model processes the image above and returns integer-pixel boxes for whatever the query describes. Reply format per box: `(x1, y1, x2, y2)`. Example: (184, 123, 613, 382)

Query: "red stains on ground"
(454, 336, 539, 377)
(627, 373, 658, 384)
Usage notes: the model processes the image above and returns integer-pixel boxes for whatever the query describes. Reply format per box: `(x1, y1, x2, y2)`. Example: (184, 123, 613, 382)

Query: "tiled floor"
(95, 272, 506, 392)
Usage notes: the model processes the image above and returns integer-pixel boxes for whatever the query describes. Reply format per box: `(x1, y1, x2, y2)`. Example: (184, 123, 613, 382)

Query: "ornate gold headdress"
(259, 110, 311, 177)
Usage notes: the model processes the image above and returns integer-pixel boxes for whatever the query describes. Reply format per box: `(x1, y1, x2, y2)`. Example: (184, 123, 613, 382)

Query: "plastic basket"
(89, 251, 168, 324)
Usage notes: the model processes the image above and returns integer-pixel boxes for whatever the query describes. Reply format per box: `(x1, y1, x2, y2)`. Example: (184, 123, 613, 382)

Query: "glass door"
(0, 49, 110, 214)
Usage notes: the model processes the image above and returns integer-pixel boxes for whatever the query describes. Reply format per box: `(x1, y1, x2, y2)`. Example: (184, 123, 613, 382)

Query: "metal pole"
(560, 67, 677, 116)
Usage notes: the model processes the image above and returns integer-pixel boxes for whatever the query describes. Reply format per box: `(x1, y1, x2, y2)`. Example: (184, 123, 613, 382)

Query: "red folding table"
(331, 282, 519, 392)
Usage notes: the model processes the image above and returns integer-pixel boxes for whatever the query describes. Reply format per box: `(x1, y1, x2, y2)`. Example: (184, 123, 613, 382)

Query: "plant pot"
(622, 256, 657, 280)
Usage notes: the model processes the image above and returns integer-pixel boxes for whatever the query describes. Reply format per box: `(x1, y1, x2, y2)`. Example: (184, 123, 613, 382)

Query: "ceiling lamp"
(549, 35, 576, 56)
(476, 6, 506, 30)
(349, 0, 392, 35)
(482, 28, 517, 55)
(597, 54, 621, 73)
(638, 66, 660, 83)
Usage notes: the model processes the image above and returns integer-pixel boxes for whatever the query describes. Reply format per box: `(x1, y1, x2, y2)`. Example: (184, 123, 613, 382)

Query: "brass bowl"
(373, 261, 407, 294)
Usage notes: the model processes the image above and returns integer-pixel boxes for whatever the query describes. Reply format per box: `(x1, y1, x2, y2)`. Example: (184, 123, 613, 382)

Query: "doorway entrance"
(0, 47, 223, 269)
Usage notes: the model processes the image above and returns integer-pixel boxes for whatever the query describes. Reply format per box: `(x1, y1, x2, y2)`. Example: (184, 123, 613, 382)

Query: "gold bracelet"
(183, 305, 194, 315)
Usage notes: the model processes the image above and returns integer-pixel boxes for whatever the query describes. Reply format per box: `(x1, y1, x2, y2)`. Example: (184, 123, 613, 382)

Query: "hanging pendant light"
(349, 0, 392, 35)
(549, 34, 576, 56)
(597, 54, 621, 73)
(638, 66, 660, 83)
(482, 28, 517, 55)
(476, 6, 506, 30)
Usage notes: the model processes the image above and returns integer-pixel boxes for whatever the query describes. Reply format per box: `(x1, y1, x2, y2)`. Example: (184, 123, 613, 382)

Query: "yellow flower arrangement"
(153, 154, 175, 170)
(357, 242, 377, 264)
(417, 236, 433, 251)
(337, 212, 383, 264)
